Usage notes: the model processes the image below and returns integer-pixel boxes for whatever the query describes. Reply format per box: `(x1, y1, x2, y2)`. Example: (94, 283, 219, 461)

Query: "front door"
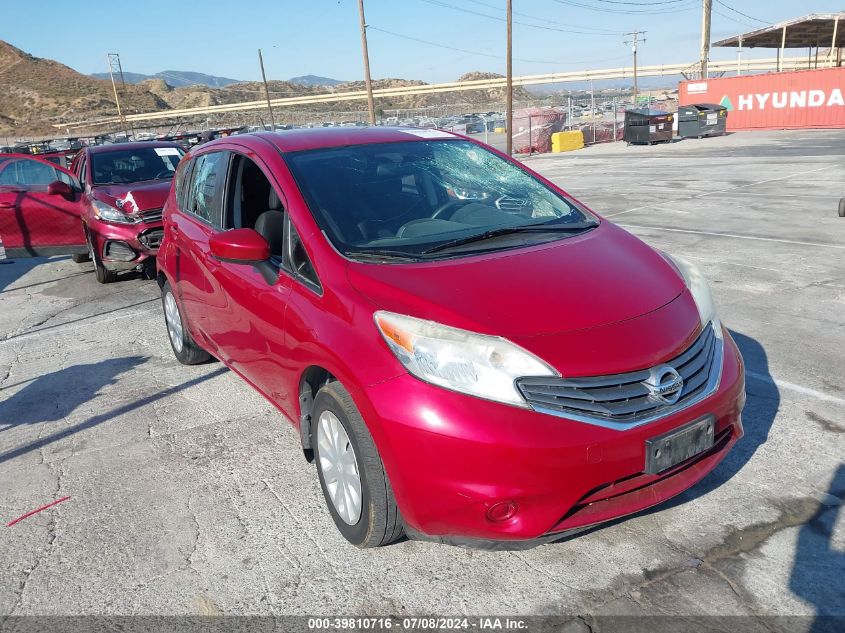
(200, 150, 294, 407)
(0, 156, 87, 258)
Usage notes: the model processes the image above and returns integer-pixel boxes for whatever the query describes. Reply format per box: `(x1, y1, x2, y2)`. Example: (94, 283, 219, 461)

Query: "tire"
(161, 280, 211, 365)
(94, 258, 118, 284)
(312, 382, 404, 548)
(839, 198, 845, 218)
(72, 252, 90, 264)
(87, 231, 118, 284)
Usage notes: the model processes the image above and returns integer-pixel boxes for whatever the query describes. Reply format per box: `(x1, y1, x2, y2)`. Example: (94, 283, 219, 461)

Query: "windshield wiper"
(346, 249, 426, 262)
(422, 221, 598, 254)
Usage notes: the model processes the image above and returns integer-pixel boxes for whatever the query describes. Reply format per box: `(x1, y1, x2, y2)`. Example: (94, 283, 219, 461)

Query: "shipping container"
(679, 67, 845, 131)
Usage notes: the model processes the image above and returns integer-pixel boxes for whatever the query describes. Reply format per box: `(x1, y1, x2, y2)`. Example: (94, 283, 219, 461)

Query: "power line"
(462, 0, 624, 32)
(589, 0, 690, 4)
(369, 26, 629, 66)
(417, 0, 626, 35)
(712, 7, 759, 29)
(714, 1, 769, 25)
(552, 0, 699, 15)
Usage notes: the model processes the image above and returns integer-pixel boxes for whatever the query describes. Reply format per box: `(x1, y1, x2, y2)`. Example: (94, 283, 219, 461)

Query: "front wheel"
(87, 230, 117, 284)
(161, 280, 211, 365)
(313, 382, 404, 548)
(839, 198, 845, 217)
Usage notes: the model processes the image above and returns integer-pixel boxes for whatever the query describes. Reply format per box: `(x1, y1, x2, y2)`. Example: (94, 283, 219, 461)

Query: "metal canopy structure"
(713, 13, 845, 49)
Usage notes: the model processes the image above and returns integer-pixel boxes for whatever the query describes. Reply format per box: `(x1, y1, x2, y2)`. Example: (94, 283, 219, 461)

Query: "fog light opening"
(486, 501, 518, 523)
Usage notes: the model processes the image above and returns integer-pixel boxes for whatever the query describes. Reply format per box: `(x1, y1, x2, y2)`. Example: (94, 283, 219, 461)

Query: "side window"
(0, 159, 60, 186)
(224, 154, 284, 231)
(286, 220, 320, 291)
(55, 170, 74, 186)
(186, 152, 228, 227)
(174, 157, 194, 211)
(75, 154, 87, 184)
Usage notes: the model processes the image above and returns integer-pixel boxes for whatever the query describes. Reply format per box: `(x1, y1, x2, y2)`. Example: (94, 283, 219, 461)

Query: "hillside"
(289, 75, 345, 87)
(0, 41, 168, 136)
(0, 40, 534, 137)
(91, 69, 241, 88)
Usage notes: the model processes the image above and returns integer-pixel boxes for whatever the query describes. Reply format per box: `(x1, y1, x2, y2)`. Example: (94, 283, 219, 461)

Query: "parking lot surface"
(1, 129, 843, 626)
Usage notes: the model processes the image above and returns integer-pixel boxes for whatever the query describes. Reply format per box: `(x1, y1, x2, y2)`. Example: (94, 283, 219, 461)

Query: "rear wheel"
(312, 382, 404, 548)
(72, 252, 90, 264)
(161, 280, 211, 365)
(838, 198, 845, 218)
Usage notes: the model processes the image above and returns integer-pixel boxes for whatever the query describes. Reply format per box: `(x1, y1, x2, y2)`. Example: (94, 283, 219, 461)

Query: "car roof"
(88, 141, 183, 155)
(246, 127, 458, 153)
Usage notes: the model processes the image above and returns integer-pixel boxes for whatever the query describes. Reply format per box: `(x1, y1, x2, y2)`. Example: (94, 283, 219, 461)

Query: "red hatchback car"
(70, 142, 184, 282)
(157, 128, 745, 548)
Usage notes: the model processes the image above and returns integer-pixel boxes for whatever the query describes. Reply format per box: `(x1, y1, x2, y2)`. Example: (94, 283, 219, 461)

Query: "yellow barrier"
(551, 131, 584, 153)
(493, 127, 506, 134)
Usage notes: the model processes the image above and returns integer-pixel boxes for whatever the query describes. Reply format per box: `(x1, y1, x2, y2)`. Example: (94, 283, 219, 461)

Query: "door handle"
(0, 202, 15, 209)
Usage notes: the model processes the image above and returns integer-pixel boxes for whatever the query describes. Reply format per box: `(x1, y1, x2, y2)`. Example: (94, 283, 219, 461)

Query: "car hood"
(346, 222, 687, 337)
(91, 179, 171, 212)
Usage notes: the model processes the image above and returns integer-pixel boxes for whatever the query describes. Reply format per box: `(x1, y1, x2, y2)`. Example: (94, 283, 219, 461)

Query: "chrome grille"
(517, 325, 721, 427)
(140, 208, 163, 224)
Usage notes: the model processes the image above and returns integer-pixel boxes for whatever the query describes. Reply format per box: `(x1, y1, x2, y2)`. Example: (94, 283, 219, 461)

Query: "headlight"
(374, 311, 558, 406)
(92, 199, 134, 224)
(665, 254, 722, 338)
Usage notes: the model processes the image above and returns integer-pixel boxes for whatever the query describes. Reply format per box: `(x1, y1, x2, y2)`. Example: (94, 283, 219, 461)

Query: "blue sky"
(2, 1, 842, 83)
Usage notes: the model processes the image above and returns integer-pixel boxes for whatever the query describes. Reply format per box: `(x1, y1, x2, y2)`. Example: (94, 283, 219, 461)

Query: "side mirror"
(210, 229, 279, 285)
(47, 180, 73, 197)
(210, 229, 270, 263)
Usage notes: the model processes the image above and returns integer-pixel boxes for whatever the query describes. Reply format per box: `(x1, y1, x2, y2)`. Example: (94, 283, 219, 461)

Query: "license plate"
(645, 416, 715, 474)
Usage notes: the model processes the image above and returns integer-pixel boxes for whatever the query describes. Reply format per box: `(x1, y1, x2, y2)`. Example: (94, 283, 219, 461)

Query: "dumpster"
(623, 109, 674, 144)
(678, 103, 728, 138)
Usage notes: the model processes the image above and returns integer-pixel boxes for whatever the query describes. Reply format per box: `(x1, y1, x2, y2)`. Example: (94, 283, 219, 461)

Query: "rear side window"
(186, 152, 228, 227)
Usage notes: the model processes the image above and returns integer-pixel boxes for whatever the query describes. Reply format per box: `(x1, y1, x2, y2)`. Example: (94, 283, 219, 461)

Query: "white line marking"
(620, 224, 845, 250)
(745, 370, 845, 406)
(746, 371, 845, 407)
(605, 165, 831, 218)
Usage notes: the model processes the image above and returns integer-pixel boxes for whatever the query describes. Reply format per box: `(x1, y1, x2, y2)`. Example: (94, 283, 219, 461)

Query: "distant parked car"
(69, 141, 184, 282)
(156, 127, 744, 548)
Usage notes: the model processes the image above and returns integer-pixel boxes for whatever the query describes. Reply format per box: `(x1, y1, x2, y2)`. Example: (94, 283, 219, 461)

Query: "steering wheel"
(430, 199, 470, 220)
(153, 170, 173, 180)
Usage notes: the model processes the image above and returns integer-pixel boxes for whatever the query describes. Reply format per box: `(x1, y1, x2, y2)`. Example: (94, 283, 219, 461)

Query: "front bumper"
(88, 219, 163, 272)
(359, 329, 745, 544)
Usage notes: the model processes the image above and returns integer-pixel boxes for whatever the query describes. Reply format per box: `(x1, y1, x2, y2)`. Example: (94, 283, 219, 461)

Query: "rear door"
(0, 156, 87, 258)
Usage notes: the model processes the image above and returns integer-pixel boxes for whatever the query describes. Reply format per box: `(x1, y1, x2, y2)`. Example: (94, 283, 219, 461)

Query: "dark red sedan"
(156, 128, 745, 548)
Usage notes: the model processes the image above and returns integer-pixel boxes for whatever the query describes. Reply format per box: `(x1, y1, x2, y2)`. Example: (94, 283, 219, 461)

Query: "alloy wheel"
(317, 410, 362, 525)
(163, 292, 184, 353)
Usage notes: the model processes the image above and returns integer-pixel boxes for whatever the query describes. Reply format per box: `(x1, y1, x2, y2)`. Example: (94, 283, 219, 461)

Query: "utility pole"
(357, 0, 376, 125)
(623, 32, 646, 107)
(506, 0, 513, 155)
(700, 0, 712, 78)
(106, 53, 130, 136)
(258, 49, 276, 131)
